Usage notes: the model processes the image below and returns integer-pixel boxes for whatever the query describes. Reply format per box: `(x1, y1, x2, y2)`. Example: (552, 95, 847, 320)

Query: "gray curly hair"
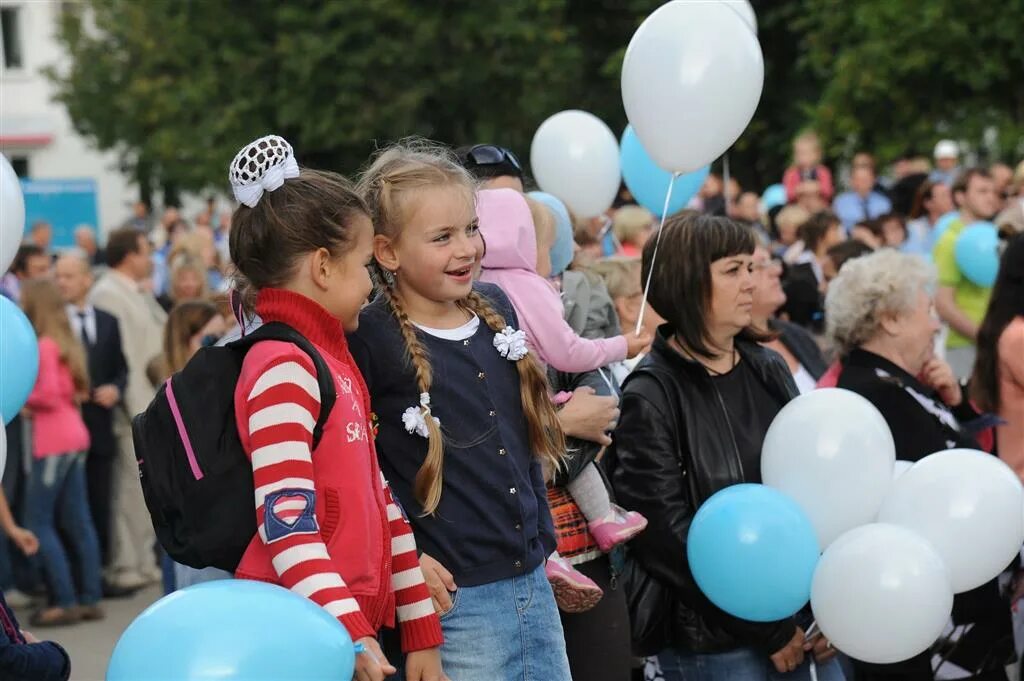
(825, 249, 936, 356)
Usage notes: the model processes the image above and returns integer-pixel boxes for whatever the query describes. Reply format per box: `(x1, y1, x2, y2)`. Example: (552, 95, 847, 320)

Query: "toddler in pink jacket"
(478, 188, 649, 610)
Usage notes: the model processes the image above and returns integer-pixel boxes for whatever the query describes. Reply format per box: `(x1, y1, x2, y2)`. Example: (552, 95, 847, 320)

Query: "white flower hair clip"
(493, 327, 529, 361)
(228, 134, 300, 208)
(402, 392, 440, 438)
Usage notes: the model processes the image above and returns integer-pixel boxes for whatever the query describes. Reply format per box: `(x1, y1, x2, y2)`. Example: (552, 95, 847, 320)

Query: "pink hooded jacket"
(477, 188, 627, 373)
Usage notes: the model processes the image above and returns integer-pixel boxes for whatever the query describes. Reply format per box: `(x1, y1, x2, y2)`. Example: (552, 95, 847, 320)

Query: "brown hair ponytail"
(462, 291, 566, 475)
(376, 283, 447, 514)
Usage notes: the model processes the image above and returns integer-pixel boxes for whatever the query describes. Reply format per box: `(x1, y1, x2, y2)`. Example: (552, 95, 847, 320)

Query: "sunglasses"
(466, 144, 523, 174)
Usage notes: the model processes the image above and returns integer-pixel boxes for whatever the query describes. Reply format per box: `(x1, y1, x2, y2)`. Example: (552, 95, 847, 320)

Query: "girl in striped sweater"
(225, 136, 444, 681)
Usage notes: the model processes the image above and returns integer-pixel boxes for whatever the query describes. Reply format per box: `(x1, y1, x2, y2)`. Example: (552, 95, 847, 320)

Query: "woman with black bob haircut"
(608, 212, 842, 680)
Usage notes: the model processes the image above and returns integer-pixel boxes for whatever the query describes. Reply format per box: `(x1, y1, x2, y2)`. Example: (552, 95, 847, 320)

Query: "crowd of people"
(0, 129, 1021, 681)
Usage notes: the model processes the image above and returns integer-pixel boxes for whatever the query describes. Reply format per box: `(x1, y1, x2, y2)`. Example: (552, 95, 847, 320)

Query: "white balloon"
(812, 523, 953, 664)
(762, 388, 895, 549)
(722, 0, 757, 34)
(621, 0, 764, 173)
(878, 449, 1024, 593)
(0, 154, 26, 273)
(892, 460, 914, 480)
(530, 110, 621, 218)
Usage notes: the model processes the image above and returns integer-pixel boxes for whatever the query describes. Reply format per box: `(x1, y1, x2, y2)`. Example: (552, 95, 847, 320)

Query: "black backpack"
(131, 322, 337, 572)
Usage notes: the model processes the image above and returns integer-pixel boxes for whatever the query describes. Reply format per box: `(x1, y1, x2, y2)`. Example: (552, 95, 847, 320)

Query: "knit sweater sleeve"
(240, 349, 376, 642)
(380, 473, 444, 652)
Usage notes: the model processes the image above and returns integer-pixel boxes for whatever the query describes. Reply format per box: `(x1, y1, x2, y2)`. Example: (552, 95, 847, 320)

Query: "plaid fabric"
(548, 486, 600, 566)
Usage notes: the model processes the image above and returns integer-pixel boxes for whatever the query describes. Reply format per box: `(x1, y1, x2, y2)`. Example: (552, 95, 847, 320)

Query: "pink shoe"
(546, 555, 603, 613)
(588, 504, 648, 553)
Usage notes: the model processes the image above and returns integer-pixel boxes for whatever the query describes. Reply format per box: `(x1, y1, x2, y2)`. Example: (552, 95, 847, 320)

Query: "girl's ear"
(310, 247, 333, 291)
(374, 234, 400, 273)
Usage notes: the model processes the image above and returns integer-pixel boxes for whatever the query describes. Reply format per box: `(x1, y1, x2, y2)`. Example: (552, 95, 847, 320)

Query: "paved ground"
(11, 585, 161, 681)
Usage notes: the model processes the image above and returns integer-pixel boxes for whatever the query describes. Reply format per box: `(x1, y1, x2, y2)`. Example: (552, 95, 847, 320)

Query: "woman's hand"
(419, 553, 456, 615)
(557, 386, 620, 446)
(769, 627, 806, 674)
(353, 637, 397, 681)
(405, 647, 448, 681)
(920, 357, 962, 407)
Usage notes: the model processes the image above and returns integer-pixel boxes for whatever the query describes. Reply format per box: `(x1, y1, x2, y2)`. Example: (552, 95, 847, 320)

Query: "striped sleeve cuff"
(399, 609, 444, 653)
(338, 609, 377, 644)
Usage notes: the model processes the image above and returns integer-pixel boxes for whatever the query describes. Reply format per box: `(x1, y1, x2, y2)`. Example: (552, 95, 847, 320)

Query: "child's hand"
(21, 630, 39, 643)
(405, 647, 447, 681)
(8, 526, 39, 556)
(353, 637, 396, 681)
(419, 553, 456, 615)
(624, 329, 652, 359)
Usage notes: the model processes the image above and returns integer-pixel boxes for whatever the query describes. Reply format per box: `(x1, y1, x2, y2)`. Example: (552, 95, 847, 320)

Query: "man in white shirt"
(89, 229, 167, 589)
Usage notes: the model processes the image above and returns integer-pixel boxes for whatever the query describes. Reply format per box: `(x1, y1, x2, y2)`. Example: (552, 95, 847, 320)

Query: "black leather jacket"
(607, 326, 799, 655)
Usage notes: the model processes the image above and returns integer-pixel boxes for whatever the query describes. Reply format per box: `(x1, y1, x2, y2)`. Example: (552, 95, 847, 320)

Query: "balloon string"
(723, 152, 731, 216)
(635, 172, 679, 335)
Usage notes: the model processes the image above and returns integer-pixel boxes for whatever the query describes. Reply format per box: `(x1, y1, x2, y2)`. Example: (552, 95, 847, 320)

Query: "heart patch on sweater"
(264, 488, 319, 542)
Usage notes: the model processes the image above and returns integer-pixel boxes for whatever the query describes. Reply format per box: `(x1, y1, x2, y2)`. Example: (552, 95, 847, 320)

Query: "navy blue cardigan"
(349, 283, 556, 587)
(0, 592, 71, 681)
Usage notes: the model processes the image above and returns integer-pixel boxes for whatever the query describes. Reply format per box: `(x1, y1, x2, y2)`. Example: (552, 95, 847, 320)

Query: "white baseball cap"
(933, 140, 959, 160)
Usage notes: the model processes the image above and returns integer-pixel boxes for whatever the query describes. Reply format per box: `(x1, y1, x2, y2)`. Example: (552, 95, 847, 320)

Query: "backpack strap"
(227, 322, 338, 449)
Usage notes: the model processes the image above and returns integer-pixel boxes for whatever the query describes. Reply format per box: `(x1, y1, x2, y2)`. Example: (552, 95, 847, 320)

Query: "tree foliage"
(797, 0, 1024, 163)
(47, 0, 1024, 203)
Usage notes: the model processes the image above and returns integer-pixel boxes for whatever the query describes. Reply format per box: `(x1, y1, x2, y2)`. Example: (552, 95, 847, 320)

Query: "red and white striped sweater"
(233, 288, 442, 652)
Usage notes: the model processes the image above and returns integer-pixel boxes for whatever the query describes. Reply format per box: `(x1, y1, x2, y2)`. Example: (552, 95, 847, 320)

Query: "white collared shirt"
(67, 303, 97, 346)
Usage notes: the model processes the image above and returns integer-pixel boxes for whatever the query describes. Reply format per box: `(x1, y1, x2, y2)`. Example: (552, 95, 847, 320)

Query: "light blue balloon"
(761, 183, 787, 211)
(0, 295, 39, 424)
(620, 125, 709, 216)
(528, 191, 574, 277)
(954, 222, 1000, 287)
(931, 211, 960, 245)
(687, 484, 820, 622)
(107, 580, 357, 681)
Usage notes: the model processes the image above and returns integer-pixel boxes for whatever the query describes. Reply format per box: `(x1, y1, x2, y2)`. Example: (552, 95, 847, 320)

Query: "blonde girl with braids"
(350, 140, 573, 681)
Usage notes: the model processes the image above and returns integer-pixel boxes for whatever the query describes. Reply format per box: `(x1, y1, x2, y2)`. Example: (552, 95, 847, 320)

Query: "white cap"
(933, 139, 959, 160)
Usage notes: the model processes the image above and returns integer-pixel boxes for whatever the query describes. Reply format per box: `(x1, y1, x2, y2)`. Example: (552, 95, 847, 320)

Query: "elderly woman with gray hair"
(826, 249, 1012, 681)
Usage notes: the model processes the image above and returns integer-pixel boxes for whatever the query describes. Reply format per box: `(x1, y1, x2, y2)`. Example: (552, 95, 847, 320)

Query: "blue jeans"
(173, 563, 231, 589)
(24, 453, 102, 608)
(658, 647, 846, 681)
(439, 564, 572, 681)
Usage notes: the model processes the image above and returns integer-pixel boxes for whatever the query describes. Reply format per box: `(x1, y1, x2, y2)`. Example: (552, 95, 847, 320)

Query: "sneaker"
(588, 504, 649, 553)
(72, 604, 106, 622)
(546, 555, 603, 613)
(30, 607, 82, 628)
(3, 588, 36, 609)
(107, 570, 148, 591)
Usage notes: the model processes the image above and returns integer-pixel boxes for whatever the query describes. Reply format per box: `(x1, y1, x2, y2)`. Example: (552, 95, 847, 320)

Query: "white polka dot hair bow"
(228, 135, 300, 208)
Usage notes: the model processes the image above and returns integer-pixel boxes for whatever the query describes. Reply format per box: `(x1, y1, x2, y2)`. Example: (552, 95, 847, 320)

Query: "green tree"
(48, 0, 1023, 201)
(797, 0, 1024, 164)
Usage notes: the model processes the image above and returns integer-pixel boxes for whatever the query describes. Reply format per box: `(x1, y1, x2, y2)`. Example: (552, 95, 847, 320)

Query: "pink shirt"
(997, 317, 1024, 480)
(25, 337, 90, 458)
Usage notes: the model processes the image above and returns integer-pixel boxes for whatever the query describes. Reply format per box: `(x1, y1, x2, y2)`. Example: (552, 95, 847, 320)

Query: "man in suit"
(54, 252, 131, 589)
(89, 228, 167, 590)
